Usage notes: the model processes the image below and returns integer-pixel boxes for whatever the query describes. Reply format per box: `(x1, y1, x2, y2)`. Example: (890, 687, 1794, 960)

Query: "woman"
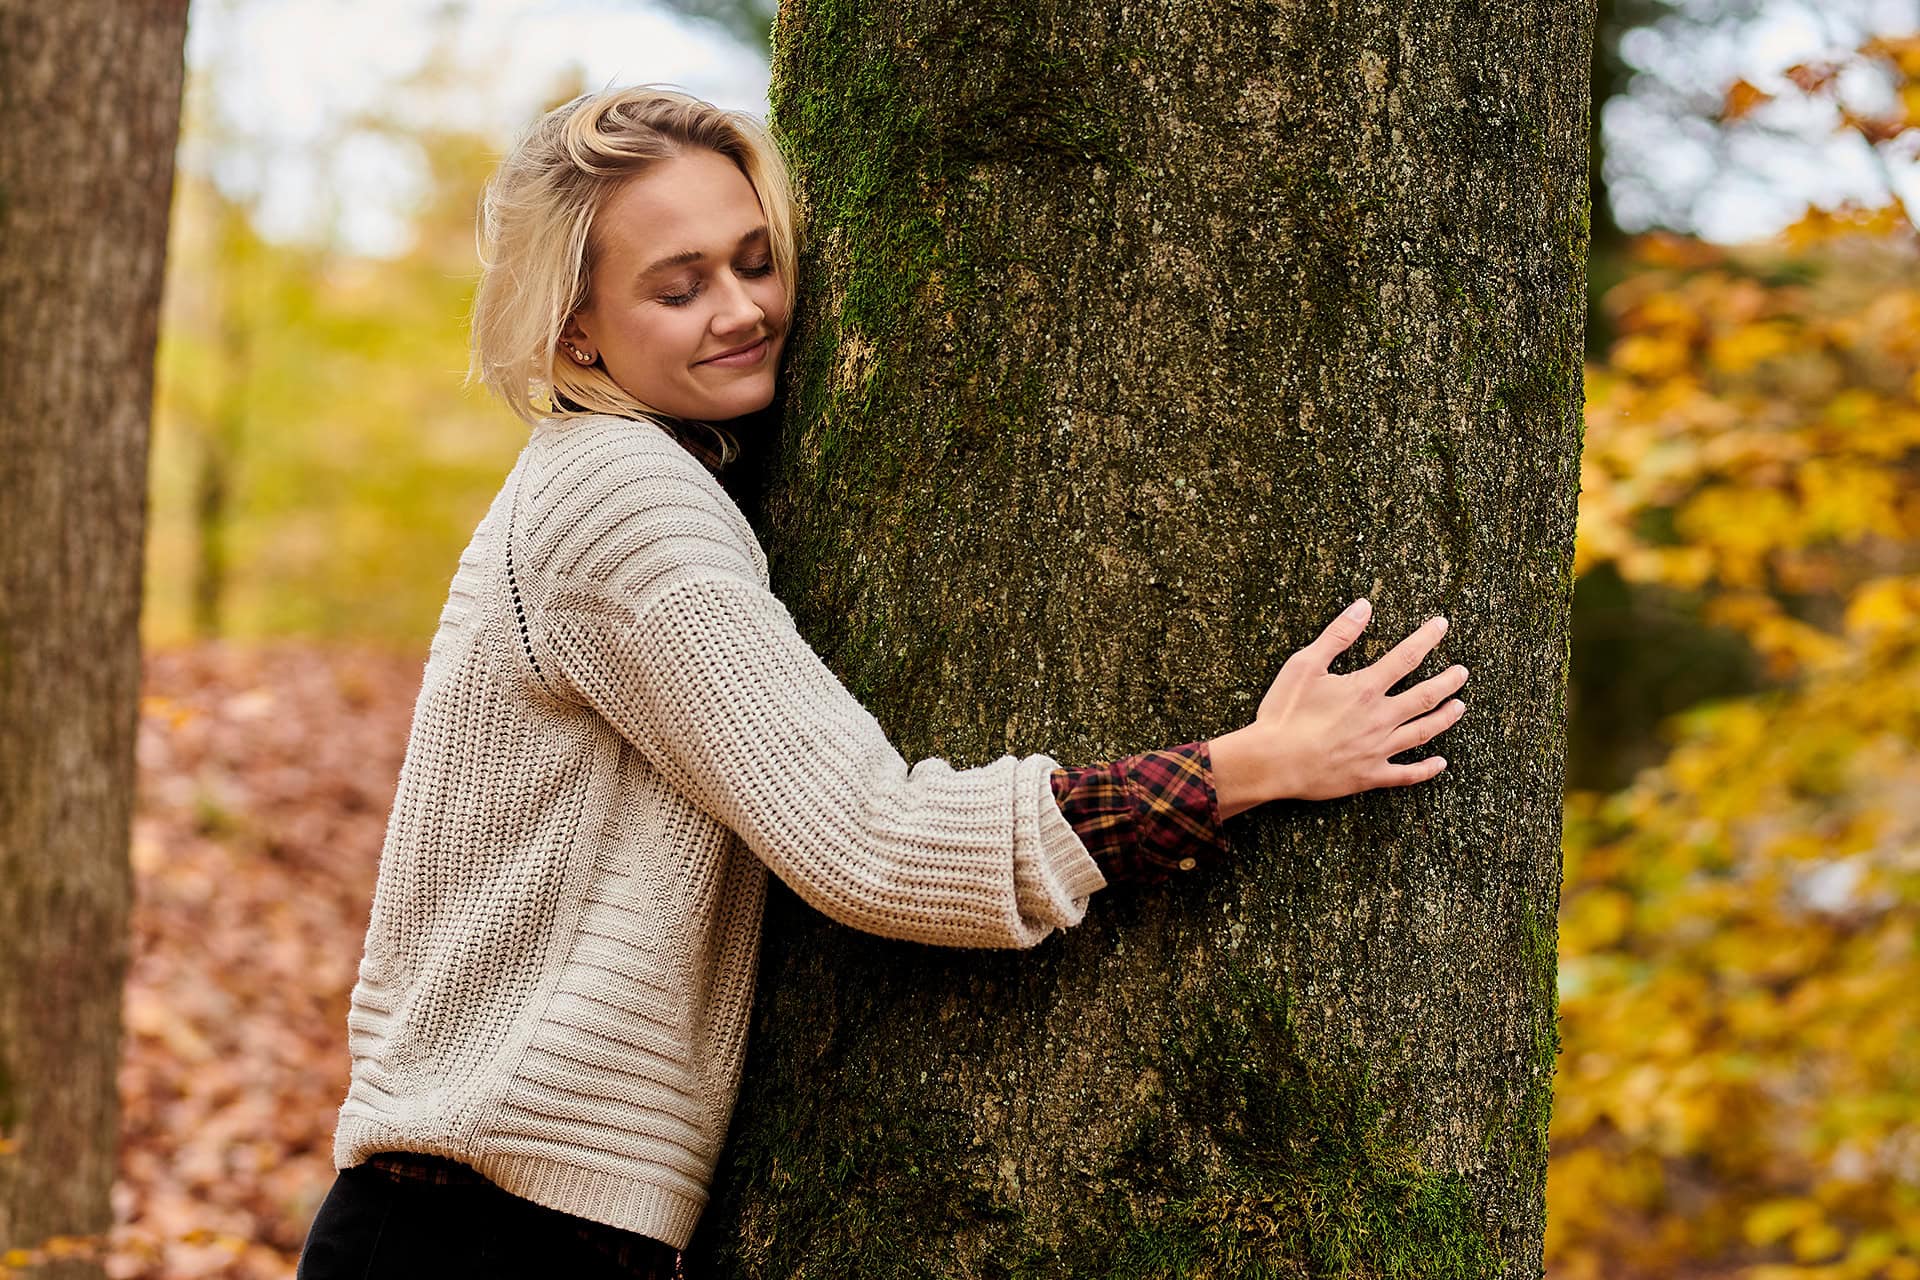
(295, 85, 1468, 1279)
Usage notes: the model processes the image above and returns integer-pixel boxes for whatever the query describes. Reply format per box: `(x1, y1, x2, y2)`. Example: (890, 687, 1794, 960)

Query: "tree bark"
(693, 0, 1587, 1273)
(0, 4, 189, 1274)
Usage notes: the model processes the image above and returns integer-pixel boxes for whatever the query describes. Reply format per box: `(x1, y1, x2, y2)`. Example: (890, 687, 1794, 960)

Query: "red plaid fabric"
(1049, 738, 1231, 886)
(362, 1152, 680, 1278)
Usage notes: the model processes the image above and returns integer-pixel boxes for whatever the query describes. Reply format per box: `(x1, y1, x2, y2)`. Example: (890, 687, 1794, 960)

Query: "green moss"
(763, 0, 1153, 680)
(1491, 341, 1579, 420)
(735, 5, 1548, 1273)
(1563, 186, 1592, 268)
(700, 1033, 997, 1277)
(701, 952, 1514, 1278)
(1428, 434, 1475, 568)
(1502, 902, 1561, 1184)
(770, 0, 1136, 355)
(1277, 162, 1405, 362)
(1014, 966, 1498, 1278)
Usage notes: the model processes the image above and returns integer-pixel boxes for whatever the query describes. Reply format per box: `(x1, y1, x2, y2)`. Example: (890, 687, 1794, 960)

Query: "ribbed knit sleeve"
(539, 574, 1108, 949)
(517, 417, 1108, 950)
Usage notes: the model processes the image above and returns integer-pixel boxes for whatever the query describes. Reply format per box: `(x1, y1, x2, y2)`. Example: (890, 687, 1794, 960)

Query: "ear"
(558, 313, 597, 365)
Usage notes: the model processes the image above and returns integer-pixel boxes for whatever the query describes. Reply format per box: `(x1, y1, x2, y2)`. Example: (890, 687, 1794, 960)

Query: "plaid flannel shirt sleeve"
(1047, 739, 1231, 887)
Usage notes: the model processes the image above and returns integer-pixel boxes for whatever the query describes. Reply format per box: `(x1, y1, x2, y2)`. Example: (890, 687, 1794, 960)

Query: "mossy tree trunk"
(692, 0, 1588, 1273)
(0, 4, 189, 1275)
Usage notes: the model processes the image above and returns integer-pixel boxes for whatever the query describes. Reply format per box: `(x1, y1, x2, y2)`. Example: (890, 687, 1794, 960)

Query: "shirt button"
(1177, 857, 1197, 871)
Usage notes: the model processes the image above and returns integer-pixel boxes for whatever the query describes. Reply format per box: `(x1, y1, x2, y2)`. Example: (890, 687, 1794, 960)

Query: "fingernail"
(1434, 615, 1448, 633)
(1347, 597, 1371, 618)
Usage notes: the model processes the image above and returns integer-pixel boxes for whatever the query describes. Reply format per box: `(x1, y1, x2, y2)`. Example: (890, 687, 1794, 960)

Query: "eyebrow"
(639, 226, 770, 279)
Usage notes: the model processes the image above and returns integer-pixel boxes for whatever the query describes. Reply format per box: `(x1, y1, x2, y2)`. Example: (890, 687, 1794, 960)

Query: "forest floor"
(109, 641, 420, 1279)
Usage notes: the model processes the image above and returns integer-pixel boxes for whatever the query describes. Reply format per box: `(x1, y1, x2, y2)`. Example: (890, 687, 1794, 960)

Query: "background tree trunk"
(0, 4, 190, 1274)
(692, 0, 1588, 1272)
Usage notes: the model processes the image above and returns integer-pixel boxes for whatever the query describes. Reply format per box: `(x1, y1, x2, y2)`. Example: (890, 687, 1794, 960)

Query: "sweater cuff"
(1033, 755, 1111, 902)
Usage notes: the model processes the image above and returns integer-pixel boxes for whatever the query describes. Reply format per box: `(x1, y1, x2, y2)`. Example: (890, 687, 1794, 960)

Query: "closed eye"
(659, 260, 776, 307)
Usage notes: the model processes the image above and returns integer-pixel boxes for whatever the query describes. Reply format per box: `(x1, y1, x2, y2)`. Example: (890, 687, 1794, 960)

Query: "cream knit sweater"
(330, 413, 1109, 1250)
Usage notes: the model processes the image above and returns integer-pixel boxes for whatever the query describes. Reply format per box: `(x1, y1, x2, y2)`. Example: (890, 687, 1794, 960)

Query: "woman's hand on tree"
(1211, 598, 1467, 816)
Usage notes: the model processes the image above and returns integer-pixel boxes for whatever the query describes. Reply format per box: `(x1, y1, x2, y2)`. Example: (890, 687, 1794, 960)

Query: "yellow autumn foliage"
(1550, 32, 1920, 1276)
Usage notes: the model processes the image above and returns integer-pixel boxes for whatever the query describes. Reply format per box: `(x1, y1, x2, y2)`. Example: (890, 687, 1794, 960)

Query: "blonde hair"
(468, 85, 799, 471)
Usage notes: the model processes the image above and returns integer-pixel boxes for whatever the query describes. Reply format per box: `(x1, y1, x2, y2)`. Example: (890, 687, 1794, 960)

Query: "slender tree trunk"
(191, 216, 252, 641)
(693, 0, 1587, 1272)
(0, 4, 189, 1274)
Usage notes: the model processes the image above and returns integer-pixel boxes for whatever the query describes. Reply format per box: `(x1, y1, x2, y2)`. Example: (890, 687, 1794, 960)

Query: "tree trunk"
(692, 0, 1587, 1272)
(0, 4, 189, 1274)
(191, 205, 254, 641)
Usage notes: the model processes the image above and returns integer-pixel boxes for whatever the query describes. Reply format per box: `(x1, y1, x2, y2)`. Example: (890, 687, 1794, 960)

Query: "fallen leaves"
(101, 640, 418, 1279)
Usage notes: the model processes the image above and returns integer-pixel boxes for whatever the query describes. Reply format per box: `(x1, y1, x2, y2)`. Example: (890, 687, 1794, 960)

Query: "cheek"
(620, 309, 692, 367)
(759, 280, 792, 333)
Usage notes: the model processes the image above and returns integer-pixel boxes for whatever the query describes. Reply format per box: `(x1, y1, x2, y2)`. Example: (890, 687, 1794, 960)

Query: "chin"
(705, 383, 778, 424)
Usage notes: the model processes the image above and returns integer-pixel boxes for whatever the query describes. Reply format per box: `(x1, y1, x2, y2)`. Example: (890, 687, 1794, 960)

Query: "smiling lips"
(699, 336, 772, 367)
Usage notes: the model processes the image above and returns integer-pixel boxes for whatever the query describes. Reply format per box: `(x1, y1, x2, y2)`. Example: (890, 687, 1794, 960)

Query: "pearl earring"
(564, 343, 594, 364)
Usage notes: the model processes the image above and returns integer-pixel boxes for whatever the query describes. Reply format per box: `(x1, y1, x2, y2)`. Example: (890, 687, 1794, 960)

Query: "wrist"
(1208, 721, 1288, 820)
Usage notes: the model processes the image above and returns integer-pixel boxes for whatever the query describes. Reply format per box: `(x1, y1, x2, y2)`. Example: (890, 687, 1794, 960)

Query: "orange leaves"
(0, 1235, 109, 1280)
(1727, 36, 1920, 239)
(1778, 42, 1917, 150)
(1784, 61, 1843, 96)
(1855, 33, 1920, 145)
(1611, 332, 1694, 381)
(1710, 320, 1797, 375)
(1550, 603, 1920, 1277)
(107, 642, 422, 1279)
(1843, 108, 1910, 148)
(1861, 34, 1920, 81)
(1722, 77, 1775, 123)
(1844, 575, 1920, 654)
(1559, 884, 1632, 951)
(1630, 230, 1730, 271)
(1579, 228, 1920, 684)
(1784, 203, 1914, 249)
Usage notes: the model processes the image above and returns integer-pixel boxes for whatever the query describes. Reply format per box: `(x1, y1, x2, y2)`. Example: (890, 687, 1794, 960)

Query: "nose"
(710, 268, 766, 338)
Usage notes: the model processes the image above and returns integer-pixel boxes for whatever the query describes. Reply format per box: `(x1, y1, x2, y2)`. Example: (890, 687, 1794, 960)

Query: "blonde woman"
(294, 86, 1468, 1279)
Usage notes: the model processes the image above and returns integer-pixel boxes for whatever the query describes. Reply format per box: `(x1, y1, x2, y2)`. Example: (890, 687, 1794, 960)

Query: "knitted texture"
(330, 414, 1107, 1251)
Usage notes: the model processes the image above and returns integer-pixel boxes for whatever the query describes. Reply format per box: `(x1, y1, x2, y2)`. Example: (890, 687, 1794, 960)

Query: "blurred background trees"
(1549, 36, 1920, 1267)
(51, 0, 1920, 1276)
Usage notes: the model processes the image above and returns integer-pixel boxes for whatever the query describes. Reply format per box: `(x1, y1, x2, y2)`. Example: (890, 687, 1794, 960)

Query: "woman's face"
(564, 148, 788, 424)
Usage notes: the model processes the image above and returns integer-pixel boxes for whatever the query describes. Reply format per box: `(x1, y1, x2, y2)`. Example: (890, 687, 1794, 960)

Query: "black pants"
(295, 1163, 678, 1279)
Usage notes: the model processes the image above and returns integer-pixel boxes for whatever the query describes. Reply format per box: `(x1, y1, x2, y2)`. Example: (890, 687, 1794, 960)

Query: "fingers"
(1383, 696, 1465, 757)
(1365, 614, 1449, 693)
(1300, 598, 1372, 671)
(1384, 663, 1469, 721)
(1376, 755, 1448, 787)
